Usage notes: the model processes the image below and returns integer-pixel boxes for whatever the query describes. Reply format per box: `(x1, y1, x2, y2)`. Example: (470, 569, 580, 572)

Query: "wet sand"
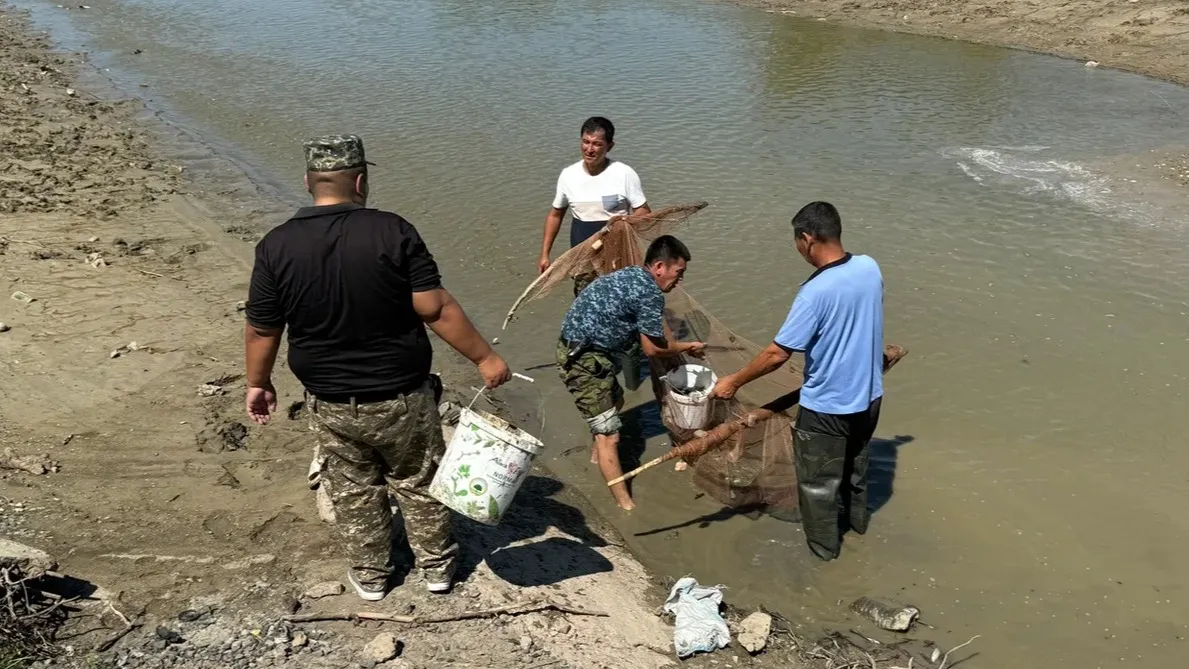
(726, 0, 1189, 87)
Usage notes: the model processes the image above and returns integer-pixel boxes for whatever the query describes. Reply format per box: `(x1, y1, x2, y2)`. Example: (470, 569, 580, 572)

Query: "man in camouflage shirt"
(244, 135, 511, 601)
(556, 235, 705, 510)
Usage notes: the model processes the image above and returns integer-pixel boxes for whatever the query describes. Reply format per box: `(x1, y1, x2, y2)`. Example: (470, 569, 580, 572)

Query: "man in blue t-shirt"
(712, 201, 884, 561)
(556, 235, 705, 511)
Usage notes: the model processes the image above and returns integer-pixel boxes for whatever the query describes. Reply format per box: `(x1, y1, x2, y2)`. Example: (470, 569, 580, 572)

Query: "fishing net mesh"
(505, 202, 804, 511)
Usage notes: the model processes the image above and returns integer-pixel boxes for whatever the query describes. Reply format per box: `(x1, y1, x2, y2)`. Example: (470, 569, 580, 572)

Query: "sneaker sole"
(426, 582, 451, 594)
(347, 573, 386, 602)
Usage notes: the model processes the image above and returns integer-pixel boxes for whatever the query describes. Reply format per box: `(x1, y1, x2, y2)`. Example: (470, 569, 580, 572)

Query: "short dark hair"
(580, 116, 615, 143)
(645, 235, 691, 265)
(792, 201, 842, 241)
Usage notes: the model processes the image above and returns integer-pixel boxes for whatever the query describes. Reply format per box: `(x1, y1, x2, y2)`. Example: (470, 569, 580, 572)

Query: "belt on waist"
(310, 385, 421, 405)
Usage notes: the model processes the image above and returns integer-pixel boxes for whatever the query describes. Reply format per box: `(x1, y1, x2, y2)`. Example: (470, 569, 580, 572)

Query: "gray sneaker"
(424, 565, 455, 594)
(347, 570, 387, 602)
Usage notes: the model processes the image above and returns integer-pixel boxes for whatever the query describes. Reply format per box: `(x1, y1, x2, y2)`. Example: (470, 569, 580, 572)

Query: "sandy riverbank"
(725, 0, 1189, 87)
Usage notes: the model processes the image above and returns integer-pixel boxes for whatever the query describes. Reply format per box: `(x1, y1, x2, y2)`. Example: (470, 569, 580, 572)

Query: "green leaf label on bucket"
(429, 408, 543, 526)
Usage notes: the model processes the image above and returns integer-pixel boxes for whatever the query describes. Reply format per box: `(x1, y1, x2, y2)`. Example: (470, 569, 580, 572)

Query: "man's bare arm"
(413, 288, 511, 387)
(639, 332, 704, 359)
(712, 343, 791, 399)
(244, 322, 283, 388)
(538, 207, 566, 273)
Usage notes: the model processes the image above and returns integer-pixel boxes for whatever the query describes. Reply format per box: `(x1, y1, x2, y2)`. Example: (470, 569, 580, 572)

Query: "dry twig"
(284, 600, 606, 625)
(938, 635, 980, 669)
(93, 600, 138, 652)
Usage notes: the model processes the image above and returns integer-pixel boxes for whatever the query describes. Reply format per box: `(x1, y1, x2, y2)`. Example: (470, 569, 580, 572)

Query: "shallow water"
(17, 0, 1189, 665)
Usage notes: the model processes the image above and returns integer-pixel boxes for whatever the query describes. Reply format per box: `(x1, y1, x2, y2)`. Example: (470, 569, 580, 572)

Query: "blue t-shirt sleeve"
(635, 286, 666, 340)
(774, 289, 819, 352)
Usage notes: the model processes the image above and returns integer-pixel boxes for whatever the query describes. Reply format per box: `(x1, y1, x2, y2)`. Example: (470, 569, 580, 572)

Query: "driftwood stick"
(938, 635, 980, 669)
(608, 345, 907, 487)
(283, 600, 607, 625)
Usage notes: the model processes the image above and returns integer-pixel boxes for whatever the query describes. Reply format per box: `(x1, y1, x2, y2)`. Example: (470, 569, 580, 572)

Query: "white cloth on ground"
(663, 577, 730, 657)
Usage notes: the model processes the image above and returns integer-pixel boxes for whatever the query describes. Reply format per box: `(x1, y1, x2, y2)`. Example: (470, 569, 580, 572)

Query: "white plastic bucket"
(429, 406, 542, 525)
(664, 364, 718, 431)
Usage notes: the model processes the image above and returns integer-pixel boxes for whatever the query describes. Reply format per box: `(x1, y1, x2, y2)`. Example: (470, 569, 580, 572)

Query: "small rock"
(0, 323, 9, 333)
(11, 291, 35, 304)
(197, 383, 225, 397)
(109, 341, 147, 359)
(155, 626, 184, 644)
(551, 619, 571, 636)
(88, 236, 100, 243)
(177, 610, 204, 623)
(737, 611, 772, 654)
(849, 597, 919, 632)
(65, 88, 76, 96)
(291, 632, 308, 649)
(301, 581, 345, 599)
(1085, 60, 1100, 69)
(518, 635, 533, 652)
(362, 633, 399, 663)
(0, 539, 57, 579)
(235, 301, 247, 312)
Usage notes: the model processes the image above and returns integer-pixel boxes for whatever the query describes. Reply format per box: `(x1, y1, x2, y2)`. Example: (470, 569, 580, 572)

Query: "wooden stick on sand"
(283, 600, 606, 625)
(607, 345, 908, 487)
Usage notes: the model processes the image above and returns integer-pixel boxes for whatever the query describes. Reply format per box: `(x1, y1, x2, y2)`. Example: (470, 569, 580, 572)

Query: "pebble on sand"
(362, 632, 400, 663)
(301, 581, 345, 600)
(0, 323, 9, 333)
(737, 611, 772, 654)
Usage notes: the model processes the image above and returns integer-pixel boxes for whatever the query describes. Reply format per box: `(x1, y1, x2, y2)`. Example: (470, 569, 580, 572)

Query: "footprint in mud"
(196, 421, 248, 453)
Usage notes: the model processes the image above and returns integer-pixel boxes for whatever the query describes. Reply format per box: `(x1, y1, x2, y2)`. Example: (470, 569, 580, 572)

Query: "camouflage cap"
(302, 134, 376, 172)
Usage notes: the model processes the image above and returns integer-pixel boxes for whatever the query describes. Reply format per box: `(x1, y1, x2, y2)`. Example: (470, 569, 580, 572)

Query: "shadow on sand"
(391, 476, 613, 588)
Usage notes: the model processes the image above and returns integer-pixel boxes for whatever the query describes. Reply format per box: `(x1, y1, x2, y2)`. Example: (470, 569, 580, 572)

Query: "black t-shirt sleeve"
(246, 240, 285, 329)
(401, 220, 442, 292)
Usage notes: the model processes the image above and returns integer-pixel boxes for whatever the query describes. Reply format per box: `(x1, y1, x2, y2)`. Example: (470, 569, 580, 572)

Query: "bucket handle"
(467, 372, 535, 410)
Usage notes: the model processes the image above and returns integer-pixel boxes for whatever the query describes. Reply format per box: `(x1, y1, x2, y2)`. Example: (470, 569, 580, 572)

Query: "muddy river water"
(17, 0, 1189, 665)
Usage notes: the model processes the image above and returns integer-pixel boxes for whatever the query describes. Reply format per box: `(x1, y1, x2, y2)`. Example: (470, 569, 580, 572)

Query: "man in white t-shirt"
(538, 116, 650, 296)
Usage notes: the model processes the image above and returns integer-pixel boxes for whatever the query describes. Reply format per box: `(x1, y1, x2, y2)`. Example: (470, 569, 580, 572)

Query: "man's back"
(560, 265, 664, 352)
(776, 254, 883, 414)
(247, 203, 441, 398)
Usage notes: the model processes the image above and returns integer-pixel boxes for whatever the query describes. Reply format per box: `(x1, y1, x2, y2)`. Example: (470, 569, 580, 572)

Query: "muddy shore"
(725, 0, 1189, 87)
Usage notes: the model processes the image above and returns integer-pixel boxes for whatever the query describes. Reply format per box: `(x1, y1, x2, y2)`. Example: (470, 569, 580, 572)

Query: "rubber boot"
(793, 428, 847, 561)
(845, 439, 871, 535)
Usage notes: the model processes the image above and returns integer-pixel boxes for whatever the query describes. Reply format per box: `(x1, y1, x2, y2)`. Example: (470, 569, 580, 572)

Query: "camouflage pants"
(556, 340, 623, 435)
(309, 383, 457, 588)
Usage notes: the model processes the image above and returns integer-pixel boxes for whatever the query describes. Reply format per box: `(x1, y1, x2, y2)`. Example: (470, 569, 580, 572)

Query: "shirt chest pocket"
(600, 194, 629, 213)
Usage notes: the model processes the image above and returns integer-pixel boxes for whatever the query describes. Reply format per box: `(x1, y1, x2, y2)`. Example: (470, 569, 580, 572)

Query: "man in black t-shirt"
(244, 135, 510, 601)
